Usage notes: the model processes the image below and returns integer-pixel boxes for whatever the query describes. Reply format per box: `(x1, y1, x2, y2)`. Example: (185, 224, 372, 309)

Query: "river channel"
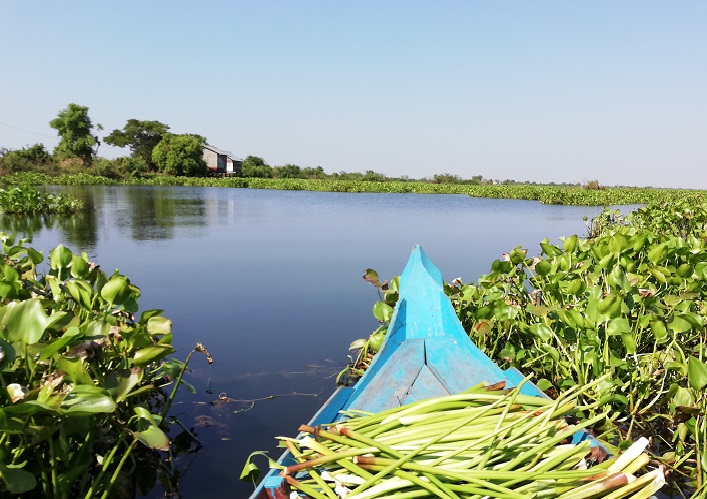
(0, 185, 638, 498)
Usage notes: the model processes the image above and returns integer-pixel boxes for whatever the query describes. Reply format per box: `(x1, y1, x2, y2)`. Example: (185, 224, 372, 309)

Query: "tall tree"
(152, 133, 206, 176)
(104, 119, 170, 171)
(49, 103, 98, 165)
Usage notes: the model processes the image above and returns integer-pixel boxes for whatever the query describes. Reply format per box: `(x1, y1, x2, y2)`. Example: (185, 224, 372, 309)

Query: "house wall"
(203, 149, 220, 171)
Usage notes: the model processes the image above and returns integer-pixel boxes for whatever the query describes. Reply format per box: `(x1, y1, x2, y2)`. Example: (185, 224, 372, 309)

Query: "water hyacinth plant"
(0, 185, 83, 215)
(350, 198, 707, 496)
(0, 234, 210, 497)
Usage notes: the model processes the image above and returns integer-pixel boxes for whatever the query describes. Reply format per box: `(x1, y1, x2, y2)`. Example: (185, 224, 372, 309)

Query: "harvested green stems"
(274, 382, 665, 498)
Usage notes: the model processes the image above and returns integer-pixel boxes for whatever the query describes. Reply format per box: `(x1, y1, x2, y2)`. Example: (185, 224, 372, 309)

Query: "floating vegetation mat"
(271, 380, 665, 498)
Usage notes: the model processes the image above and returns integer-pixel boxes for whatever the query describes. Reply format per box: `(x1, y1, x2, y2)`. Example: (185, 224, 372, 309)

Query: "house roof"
(203, 143, 234, 157)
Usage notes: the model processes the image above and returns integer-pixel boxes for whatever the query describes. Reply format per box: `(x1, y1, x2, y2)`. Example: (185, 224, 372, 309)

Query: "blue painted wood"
(249, 246, 610, 499)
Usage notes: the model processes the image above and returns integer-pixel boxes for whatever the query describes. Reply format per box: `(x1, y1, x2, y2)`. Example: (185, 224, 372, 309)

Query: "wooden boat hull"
(249, 246, 605, 498)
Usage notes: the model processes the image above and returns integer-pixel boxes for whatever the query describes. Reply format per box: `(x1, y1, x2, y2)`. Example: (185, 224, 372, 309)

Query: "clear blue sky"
(1, 1, 705, 188)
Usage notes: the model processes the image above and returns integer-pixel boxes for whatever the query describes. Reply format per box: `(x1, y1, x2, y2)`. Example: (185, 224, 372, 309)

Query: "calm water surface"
(2, 186, 639, 498)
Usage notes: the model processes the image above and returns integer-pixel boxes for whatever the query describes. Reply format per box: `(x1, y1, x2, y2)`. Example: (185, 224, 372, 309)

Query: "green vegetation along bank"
(1, 171, 704, 206)
(356, 199, 707, 498)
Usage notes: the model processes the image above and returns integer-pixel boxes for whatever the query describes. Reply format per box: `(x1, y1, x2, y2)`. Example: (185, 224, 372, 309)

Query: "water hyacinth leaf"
(526, 304, 550, 316)
(494, 303, 519, 321)
(648, 243, 668, 264)
(609, 233, 629, 254)
(607, 318, 630, 336)
(39, 326, 82, 360)
(677, 263, 694, 278)
(133, 425, 170, 452)
(372, 301, 393, 322)
(663, 295, 683, 307)
(621, 333, 637, 354)
(147, 316, 172, 336)
(362, 269, 382, 288)
(62, 385, 116, 415)
(49, 244, 73, 269)
(563, 234, 578, 253)
(63, 280, 94, 310)
(349, 338, 367, 350)
(105, 368, 143, 402)
(649, 267, 667, 283)
(2, 299, 49, 345)
(100, 275, 131, 306)
(131, 345, 176, 367)
(696, 261, 707, 279)
(3, 400, 59, 415)
(26, 247, 43, 265)
(535, 260, 552, 276)
(0, 337, 16, 370)
(2, 265, 18, 282)
(0, 463, 37, 494)
(668, 315, 692, 333)
(368, 332, 385, 352)
(672, 386, 695, 408)
(687, 356, 707, 391)
(566, 279, 585, 296)
(536, 378, 553, 391)
(70, 255, 89, 278)
(133, 406, 170, 451)
(651, 320, 668, 343)
(139, 308, 164, 324)
(55, 356, 93, 385)
(509, 246, 527, 265)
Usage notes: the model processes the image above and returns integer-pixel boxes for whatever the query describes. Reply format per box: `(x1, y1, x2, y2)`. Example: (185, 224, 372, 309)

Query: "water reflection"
(116, 188, 209, 240)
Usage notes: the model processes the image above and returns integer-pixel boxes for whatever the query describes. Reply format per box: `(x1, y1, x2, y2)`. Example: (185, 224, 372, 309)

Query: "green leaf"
(621, 333, 636, 354)
(0, 463, 37, 494)
(372, 302, 393, 322)
(668, 315, 692, 333)
(647, 243, 667, 264)
(49, 244, 73, 269)
(133, 425, 170, 451)
(688, 356, 707, 391)
(0, 337, 16, 370)
(529, 323, 553, 341)
(240, 451, 272, 484)
(39, 326, 82, 360)
(131, 345, 176, 367)
(607, 318, 630, 336)
(62, 385, 116, 416)
(536, 379, 553, 391)
(651, 320, 668, 343)
(1, 299, 49, 344)
(535, 260, 552, 276)
(100, 275, 131, 306)
(105, 368, 143, 402)
(562, 235, 578, 254)
(70, 255, 89, 278)
(147, 316, 172, 336)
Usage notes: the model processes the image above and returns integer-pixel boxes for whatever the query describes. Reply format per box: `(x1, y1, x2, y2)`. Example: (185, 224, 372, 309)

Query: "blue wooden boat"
(249, 245, 606, 499)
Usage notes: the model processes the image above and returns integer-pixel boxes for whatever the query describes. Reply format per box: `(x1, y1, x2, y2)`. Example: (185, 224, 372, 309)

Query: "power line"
(0, 121, 56, 139)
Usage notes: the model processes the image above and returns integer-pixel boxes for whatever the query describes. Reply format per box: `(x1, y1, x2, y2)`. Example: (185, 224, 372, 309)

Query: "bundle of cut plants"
(273, 377, 665, 499)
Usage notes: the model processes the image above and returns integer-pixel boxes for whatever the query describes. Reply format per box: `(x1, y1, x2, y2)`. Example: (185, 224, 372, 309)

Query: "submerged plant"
(0, 234, 210, 497)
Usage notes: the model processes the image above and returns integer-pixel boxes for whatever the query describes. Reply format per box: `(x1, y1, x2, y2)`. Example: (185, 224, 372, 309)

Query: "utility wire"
(0, 120, 56, 139)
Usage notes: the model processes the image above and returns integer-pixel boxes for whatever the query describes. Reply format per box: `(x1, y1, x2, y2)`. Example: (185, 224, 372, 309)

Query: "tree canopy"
(104, 119, 170, 171)
(49, 103, 98, 165)
(151, 133, 206, 176)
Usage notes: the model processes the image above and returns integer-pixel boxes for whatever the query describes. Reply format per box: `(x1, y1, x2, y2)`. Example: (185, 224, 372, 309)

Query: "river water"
(0, 186, 638, 497)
